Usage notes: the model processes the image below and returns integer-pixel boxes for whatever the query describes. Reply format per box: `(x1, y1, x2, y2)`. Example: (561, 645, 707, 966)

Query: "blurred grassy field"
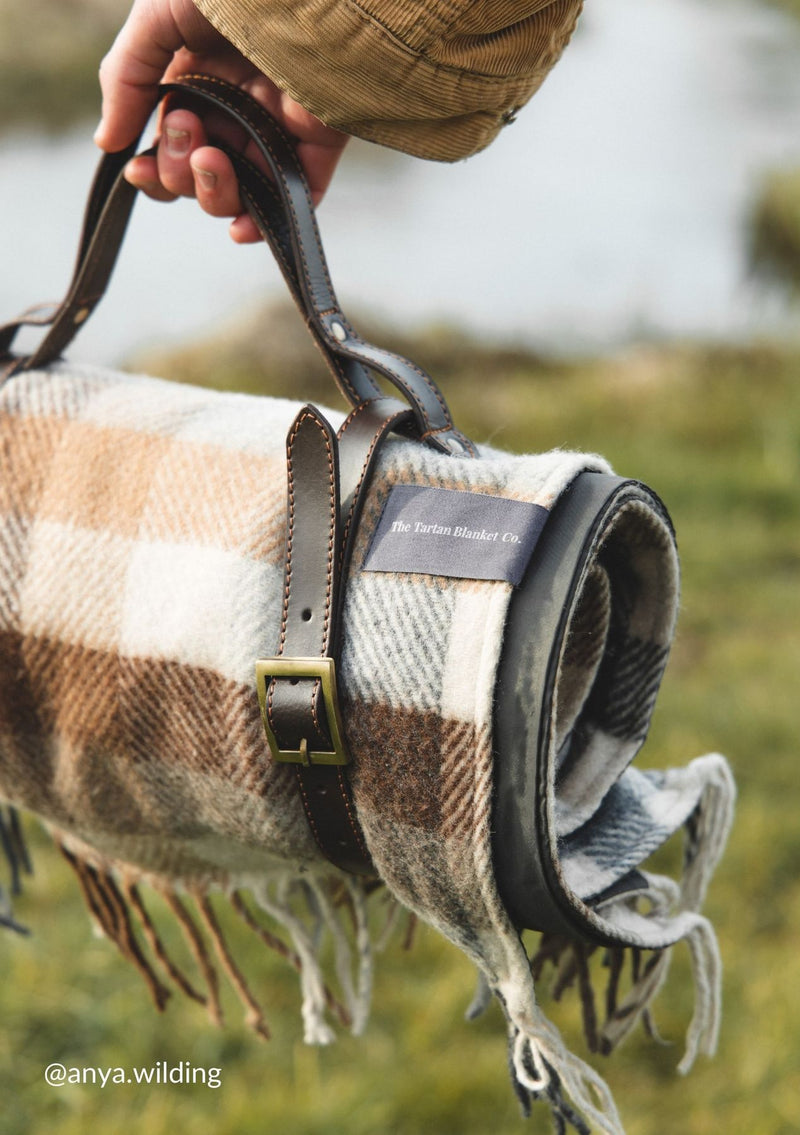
(2, 322, 799, 1135)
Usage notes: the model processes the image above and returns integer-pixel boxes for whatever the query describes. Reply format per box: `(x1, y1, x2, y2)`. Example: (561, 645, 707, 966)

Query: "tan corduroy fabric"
(193, 0, 584, 159)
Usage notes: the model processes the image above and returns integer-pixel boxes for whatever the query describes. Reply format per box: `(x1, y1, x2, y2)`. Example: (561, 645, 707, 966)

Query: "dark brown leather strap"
(2, 75, 473, 457)
(0, 143, 137, 365)
(265, 406, 342, 767)
(0, 145, 140, 373)
(163, 76, 473, 456)
(258, 397, 413, 877)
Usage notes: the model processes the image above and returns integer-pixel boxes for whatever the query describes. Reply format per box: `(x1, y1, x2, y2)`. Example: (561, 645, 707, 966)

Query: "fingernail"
(195, 167, 217, 191)
(164, 127, 190, 156)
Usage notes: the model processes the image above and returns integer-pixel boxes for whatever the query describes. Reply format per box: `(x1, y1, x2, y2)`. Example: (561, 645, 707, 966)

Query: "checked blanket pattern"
(0, 361, 734, 1134)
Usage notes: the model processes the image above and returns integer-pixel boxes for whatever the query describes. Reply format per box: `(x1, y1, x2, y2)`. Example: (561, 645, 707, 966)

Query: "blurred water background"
(1, 0, 800, 362)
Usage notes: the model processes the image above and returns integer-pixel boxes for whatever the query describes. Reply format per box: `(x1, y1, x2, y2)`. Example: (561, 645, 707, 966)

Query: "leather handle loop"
(163, 77, 473, 455)
(22, 147, 141, 372)
(7, 74, 474, 456)
(0, 144, 137, 368)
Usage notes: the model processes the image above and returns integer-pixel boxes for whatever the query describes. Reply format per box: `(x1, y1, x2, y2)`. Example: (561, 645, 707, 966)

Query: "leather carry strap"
(0, 75, 473, 458)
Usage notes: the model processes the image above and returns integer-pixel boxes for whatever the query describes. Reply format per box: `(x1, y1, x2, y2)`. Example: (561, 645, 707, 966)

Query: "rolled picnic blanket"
(0, 358, 734, 1134)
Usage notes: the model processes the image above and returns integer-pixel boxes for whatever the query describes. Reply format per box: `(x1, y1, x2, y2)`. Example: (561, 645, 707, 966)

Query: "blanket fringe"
(678, 915, 722, 1074)
(54, 838, 374, 1046)
(0, 806, 33, 936)
(194, 890, 271, 1040)
(680, 754, 736, 913)
(161, 886, 224, 1025)
(230, 889, 351, 1028)
(529, 937, 670, 1063)
(511, 750, 735, 1131)
(7, 747, 733, 1135)
(509, 1011, 625, 1135)
(58, 843, 172, 1011)
(122, 881, 207, 1006)
(250, 874, 377, 1045)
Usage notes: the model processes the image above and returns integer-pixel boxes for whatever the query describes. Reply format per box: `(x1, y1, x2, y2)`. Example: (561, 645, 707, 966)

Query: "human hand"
(94, 0, 348, 241)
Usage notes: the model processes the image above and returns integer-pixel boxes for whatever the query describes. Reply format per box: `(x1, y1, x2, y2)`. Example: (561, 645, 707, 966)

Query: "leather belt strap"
(256, 397, 413, 877)
(260, 407, 363, 870)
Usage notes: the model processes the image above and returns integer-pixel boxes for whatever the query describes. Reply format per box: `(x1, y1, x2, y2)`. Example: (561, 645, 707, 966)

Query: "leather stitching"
(335, 765, 371, 859)
(177, 77, 378, 871)
(175, 78, 341, 326)
(236, 167, 367, 405)
(313, 409, 337, 736)
(267, 406, 301, 736)
(337, 403, 408, 575)
(229, 139, 372, 404)
(294, 767, 326, 856)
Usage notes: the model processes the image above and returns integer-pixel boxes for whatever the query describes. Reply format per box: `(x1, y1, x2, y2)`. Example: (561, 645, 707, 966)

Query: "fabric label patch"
(362, 485, 549, 585)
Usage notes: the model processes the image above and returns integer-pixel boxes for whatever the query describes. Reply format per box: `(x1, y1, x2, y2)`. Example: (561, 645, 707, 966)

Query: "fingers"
(95, 0, 222, 153)
(123, 154, 177, 202)
(95, 0, 181, 152)
(156, 108, 209, 199)
(125, 107, 253, 232)
(124, 100, 345, 230)
(190, 147, 244, 218)
(229, 214, 263, 244)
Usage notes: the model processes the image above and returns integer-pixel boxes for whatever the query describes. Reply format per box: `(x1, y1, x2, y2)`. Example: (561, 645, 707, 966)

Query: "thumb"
(94, 0, 185, 152)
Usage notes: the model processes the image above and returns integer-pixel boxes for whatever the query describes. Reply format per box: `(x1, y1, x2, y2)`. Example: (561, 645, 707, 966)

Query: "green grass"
(3, 320, 800, 1135)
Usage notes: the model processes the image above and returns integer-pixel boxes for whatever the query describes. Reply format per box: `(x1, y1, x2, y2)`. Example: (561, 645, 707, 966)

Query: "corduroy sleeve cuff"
(193, 0, 583, 161)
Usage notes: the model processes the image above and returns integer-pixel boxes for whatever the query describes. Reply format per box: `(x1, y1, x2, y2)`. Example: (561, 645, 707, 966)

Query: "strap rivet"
(330, 320, 347, 343)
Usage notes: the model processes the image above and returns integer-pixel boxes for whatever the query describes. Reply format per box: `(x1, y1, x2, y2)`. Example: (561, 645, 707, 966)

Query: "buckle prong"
(255, 656, 350, 766)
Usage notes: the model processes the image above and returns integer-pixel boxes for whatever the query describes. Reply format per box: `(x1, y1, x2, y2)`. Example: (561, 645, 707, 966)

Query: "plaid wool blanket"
(0, 360, 734, 1134)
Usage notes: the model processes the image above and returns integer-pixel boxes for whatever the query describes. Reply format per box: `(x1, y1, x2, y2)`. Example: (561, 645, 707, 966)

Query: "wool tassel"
(0, 806, 32, 936)
(193, 891, 271, 1041)
(306, 876, 362, 1034)
(161, 887, 224, 1027)
(253, 877, 336, 1046)
(343, 877, 373, 1036)
(680, 755, 736, 913)
(122, 880, 207, 1006)
(677, 915, 722, 1074)
(229, 889, 351, 1028)
(58, 845, 171, 1011)
(466, 970, 493, 1021)
(509, 1013, 625, 1135)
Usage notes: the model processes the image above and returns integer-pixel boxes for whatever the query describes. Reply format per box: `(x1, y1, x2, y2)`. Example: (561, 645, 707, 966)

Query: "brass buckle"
(254, 656, 350, 766)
